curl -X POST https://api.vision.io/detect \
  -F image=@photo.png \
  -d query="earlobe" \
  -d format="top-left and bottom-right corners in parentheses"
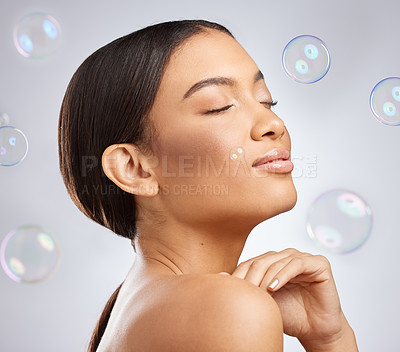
top-left (124, 178), bottom-right (160, 197)
top-left (101, 143), bottom-right (159, 196)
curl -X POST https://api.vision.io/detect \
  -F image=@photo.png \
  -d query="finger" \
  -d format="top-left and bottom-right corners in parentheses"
top-left (233, 251), bottom-right (295, 285)
top-left (258, 256), bottom-right (294, 291)
top-left (231, 249), bottom-right (311, 283)
top-left (217, 272), bottom-right (230, 276)
top-left (231, 251), bottom-right (279, 280)
top-left (259, 253), bottom-right (314, 290)
top-left (240, 248), bottom-right (300, 266)
top-left (266, 255), bottom-right (331, 292)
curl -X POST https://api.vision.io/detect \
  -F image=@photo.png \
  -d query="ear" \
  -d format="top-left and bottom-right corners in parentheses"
top-left (101, 143), bottom-right (159, 196)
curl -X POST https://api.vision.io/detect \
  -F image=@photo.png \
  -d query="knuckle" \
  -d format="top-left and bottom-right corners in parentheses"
top-left (301, 252), bottom-right (312, 257)
top-left (316, 255), bottom-right (330, 266)
top-left (249, 259), bottom-right (264, 269)
top-left (291, 256), bottom-right (304, 265)
top-left (269, 261), bottom-right (282, 270)
top-left (236, 261), bottom-right (248, 269)
top-left (283, 247), bottom-right (300, 255)
top-left (289, 256), bottom-right (306, 269)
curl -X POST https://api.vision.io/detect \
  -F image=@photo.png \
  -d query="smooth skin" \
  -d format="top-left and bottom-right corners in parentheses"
top-left (101, 28), bottom-right (358, 351)
top-left (122, 274), bottom-right (284, 351)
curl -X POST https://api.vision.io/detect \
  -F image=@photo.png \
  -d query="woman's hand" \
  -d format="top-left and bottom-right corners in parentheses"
top-left (227, 248), bottom-right (353, 348)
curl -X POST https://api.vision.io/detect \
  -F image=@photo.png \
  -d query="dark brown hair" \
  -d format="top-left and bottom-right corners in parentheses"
top-left (58, 19), bottom-right (235, 351)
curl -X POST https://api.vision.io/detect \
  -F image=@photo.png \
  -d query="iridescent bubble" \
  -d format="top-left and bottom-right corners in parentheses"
top-left (282, 35), bottom-right (331, 83)
top-left (0, 126), bottom-right (28, 166)
top-left (230, 147), bottom-right (244, 161)
top-left (13, 12), bottom-right (62, 59)
top-left (370, 77), bottom-right (400, 126)
top-left (306, 189), bottom-right (372, 254)
top-left (0, 225), bottom-right (60, 283)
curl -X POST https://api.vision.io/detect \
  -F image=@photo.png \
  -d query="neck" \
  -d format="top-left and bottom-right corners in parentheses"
top-left (131, 219), bottom-right (255, 276)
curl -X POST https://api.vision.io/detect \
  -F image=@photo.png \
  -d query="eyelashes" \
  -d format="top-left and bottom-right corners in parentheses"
top-left (205, 100), bottom-right (278, 115)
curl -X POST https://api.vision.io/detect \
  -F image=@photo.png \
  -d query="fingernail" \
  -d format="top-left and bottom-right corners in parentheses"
top-left (268, 279), bottom-right (279, 289)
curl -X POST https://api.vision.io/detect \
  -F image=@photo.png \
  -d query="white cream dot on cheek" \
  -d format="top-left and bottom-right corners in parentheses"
top-left (229, 146), bottom-right (244, 161)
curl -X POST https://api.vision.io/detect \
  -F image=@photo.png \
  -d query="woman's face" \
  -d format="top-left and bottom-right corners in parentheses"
top-left (147, 29), bottom-right (297, 228)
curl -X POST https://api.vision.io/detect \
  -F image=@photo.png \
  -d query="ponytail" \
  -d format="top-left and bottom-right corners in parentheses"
top-left (87, 281), bottom-right (124, 352)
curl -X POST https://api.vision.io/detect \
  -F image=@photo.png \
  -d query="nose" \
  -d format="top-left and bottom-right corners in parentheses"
top-left (250, 106), bottom-right (286, 141)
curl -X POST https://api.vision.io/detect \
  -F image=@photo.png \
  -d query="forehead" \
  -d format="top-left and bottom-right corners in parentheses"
top-left (166, 30), bottom-right (247, 74)
top-left (154, 29), bottom-right (259, 105)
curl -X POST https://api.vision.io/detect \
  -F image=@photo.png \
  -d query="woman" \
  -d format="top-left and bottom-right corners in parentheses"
top-left (58, 19), bottom-right (359, 351)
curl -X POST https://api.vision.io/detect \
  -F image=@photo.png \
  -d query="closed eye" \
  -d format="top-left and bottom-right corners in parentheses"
top-left (205, 100), bottom-right (278, 115)
top-left (261, 100), bottom-right (278, 109)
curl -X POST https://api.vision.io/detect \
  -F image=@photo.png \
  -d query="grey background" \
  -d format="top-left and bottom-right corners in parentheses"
top-left (1, 0), bottom-right (399, 351)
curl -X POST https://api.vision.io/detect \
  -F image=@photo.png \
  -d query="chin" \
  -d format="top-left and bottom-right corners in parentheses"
top-left (281, 179), bottom-right (298, 212)
top-left (283, 187), bottom-right (297, 212)
top-left (260, 180), bottom-right (297, 219)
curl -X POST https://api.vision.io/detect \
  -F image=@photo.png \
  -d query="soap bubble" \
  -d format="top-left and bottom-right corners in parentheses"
top-left (306, 189), bottom-right (372, 254)
top-left (0, 225), bottom-right (60, 283)
top-left (0, 126), bottom-right (28, 166)
top-left (370, 77), bottom-right (400, 125)
top-left (282, 35), bottom-right (331, 83)
top-left (13, 12), bottom-right (62, 59)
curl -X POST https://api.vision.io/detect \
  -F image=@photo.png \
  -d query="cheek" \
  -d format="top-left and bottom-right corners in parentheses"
top-left (155, 120), bottom-right (240, 178)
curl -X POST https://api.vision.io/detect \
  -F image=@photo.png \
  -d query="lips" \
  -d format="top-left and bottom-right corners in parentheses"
top-left (252, 148), bottom-right (291, 167)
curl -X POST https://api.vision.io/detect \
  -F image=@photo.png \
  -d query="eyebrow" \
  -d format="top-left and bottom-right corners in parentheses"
top-left (182, 70), bottom-right (265, 101)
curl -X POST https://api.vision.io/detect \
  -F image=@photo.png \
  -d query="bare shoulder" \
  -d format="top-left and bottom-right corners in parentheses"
top-left (128, 273), bottom-right (283, 352)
